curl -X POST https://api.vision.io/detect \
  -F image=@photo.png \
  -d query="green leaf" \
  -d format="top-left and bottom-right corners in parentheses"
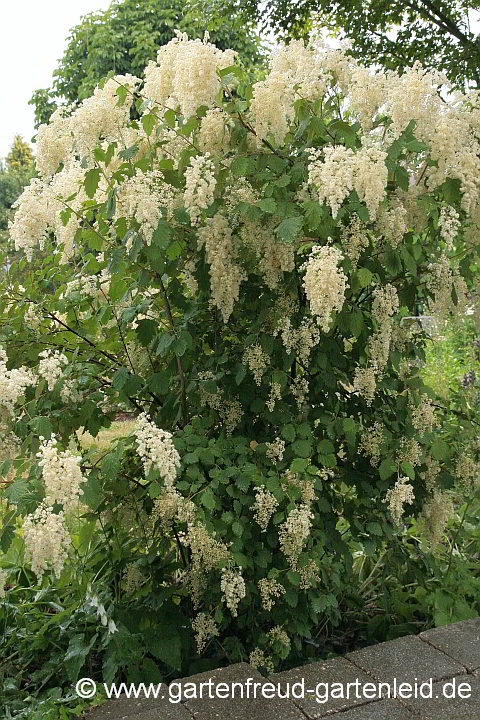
top-left (355, 267), bottom-right (373, 288)
top-left (116, 85), bottom-right (128, 106)
top-left (258, 198), bottom-right (277, 213)
top-left (281, 424), bottom-right (296, 442)
top-left (290, 458), bottom-right (309, 472)
top-left (401, 461), bottom-right (415, 480)
top-left (232, 520), bottom-right (244, 537)
top-left (303, 201), bottom-right (324, 231)
top-left (135, 319), bottom-right (158, 346)
top-left (148, 372), bottom-right (170, 395)
top-left (366, 521), bottom-right (383, 536)
top-left (274, 216), bottom-right (303, 244)
top-left (231, 156), bottom-right (254, 177)
top-left (328, 119), bottom-right (358, 148)
top-left (142, 113), bottom-right (156, 137)
top-left (84, 168), bottom-right (100, 199)
top-left (118, 144), bottom-right (139, 161)
top-left (200, 489), bottom-right (216, 510)
top-left (147, 621), bottom-right (182, 670)
top-left (287, 570), bottom-right (301, 586)
top-left (64, 634), bottom-right (97, 682)
top-left (112, 368), bottom-right (129, 390)
top-left (30, 416), bottom-right (53, 439)
top-left (350, 310), bottom-right (364, 337)
top-left (156, 333), bottom-right (175, 356)
top-left (317, 439), bottom-right (334, 455)
top-left (107, 189), bottom-right (116, 220)
top-left (431, 438), bottom-right (451, 461)
top-left (379, 457), bottom-right (397, 481)
top-left (152, 220), bottom-right (171, 246)
top-left (292, 440), bottom-right (312, 458)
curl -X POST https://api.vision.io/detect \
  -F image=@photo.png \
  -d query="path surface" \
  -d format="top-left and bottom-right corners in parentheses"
top-left (85, 618), bottom-right (480, 719)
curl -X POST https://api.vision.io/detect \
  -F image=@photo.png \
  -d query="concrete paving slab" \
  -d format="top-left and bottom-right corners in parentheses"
top-left (401, 675), bottom-right (480, 720)
top-left (181, 662), bottom-right (304, 720)
top-left (272, 657), bottom-right (374, 718)
top-left (84, 694), bottom-right (193, 720)
top-left (328, 698), bottom-right (415, 719)
top-left (420, 618), bottom-right (480, 672)
top-left (346, 634), bottom-right (466, 685)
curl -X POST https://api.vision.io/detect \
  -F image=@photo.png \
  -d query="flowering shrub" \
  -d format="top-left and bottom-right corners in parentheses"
top-left (1, 32), bottom-right (480, 678)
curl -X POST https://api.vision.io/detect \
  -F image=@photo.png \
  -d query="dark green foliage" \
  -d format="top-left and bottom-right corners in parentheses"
top-left (226, 0), bottom-right (480, 88)
top-left (29, 0), bottom-right (265, 127)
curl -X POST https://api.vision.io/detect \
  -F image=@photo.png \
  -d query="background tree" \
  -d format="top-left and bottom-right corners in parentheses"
top-left (29, 0), bottom-right (265, 127)
top-left (222, 0), bottom-right (480, 89)
top-left (0, 136), bottom-right (35, 248)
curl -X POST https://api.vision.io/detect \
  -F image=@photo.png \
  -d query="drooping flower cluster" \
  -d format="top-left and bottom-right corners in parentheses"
top-left (118, 169), bottom-right (178, 246)
top-left (267, 626), bottom-right (291, 653)
top-left (184, 153), bottom-right (216, 226)
top-left (410, 395), bottom-right (438, 434)
top-left (258, 578), bottom-right (286, 611)
top-left (359, 422), bottom-right (385, 467)
top-left (352, 366), bottom-right (377, 405)
top-left (266, 381), bottom-right (282, 412)
top-left (249, 647), bottom-right (274, 673)
top-left (340, 216), bottom-right (370, 268)
top-left (438, 205), bottom-right (461, 250)
top-left (303, 245), bottom-right (348, 332)
top-left (38, 349), bottom-right (68, 391)
top-left (198, 212), bottom-right (245, 322)
top-left (274, 317), bottom-right (320, 364)
top-left (279, 503), bottom-right (314, 568)
top-left (23, 503), bottom-right (70, 580)
top-left (220, 568), bottom-right (246, 617)
top-left (198, 108), bottom-right (231, 155)
top-left (143, 31), bottom-right (236, 119)
top-left (397, 437), bottom-right (423, 467)
top-left (368, 284), bottom-right (399, 372)
top-left (134, 413), bottom-right (181, 487)
top-left (250, 40), bottom-right (328, 145)
top-left (422, 490), bottom-right (454, 545)
top-left (0, 344), bottom-right (36, 415)
top-left (37, 435), bottom-right (86, 512)
top-left (192, 612), bottom-right (219, 653)
top-left (252, 485), bottom-right (279, 531)
top-left (384, 477), bottom-right (415, 524)
top-left (243, 344), bottom-right (270, 385)
top-left (265, 437), bottom-right (285, 463)
top-left (308, 145), bottom-right (387, 220)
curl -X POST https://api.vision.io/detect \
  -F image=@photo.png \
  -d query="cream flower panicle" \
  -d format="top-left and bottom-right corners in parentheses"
top-left (302, 244), bottom-right (348, 332)
top-left (134, 413), bottom-right (181, 487)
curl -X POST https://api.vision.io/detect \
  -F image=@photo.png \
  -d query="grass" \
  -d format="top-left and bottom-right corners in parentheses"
top-left (76, 420), bottom-right (135, 453)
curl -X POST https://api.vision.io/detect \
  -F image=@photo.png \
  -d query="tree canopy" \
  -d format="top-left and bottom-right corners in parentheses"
top-left (0, 137), bottom-right (34, 246)
top-left (29, 0), bottom-right (265, 128)
top-left (228, 0), bottom-right (480, 89)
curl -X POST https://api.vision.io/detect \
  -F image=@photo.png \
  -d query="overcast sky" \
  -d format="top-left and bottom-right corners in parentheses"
top-left (1, 0), bottom-right (111, 160)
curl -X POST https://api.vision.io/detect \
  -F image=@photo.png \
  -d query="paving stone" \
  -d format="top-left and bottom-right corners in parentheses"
top-left (272, 657), bottom-right (375, 718)
top-left (401, 675), bottom-right (480, 720)
top-left (181, 662), bottom-right (304, 719)
top-left (329, 698), bottom-right (415, 719)
top-left (84, 694), bottom-right (193, 719)
top-left (346, 634), bottom-right (466, 685)
top-left (419, 618), bottom-right (480, 672)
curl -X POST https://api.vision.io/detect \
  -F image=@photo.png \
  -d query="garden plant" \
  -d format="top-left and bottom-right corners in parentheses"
top-left (1, 30), bottom-right (480, 716)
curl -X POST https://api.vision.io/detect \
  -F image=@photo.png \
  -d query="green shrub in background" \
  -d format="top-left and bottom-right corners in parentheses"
top-left (0, 33), bottom-right (479, 716)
